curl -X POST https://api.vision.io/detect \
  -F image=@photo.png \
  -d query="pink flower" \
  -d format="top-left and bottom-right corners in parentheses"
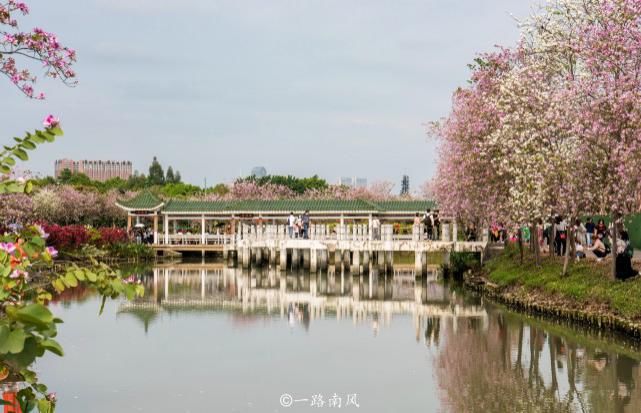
top-left (0, 242), bottom-right (16, 254)
top-left (35, 224), bottom-right (49, 239)
top-left (9, 269), bottom-right (28, 279)
top-left (45, 246), bottom-right (58, 258)
top-left (43, 114), bottom-right (59, 129)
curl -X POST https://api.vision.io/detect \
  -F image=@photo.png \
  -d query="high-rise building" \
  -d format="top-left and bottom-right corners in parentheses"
top-left (400, 175), bottom-right (410, 196)
top-left (251, 166), bottom-right (267, 178)
top-left (54, 159), bottom-right (133, 181)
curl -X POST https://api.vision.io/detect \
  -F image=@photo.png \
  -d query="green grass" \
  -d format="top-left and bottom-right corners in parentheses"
top-left (485, 245), bottom-right (641, 319)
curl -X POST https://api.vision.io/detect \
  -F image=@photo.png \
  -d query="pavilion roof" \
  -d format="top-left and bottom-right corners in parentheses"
top-left (115, 190), bottom-right (164, 211)
top-left (116, 194), bottom-right (435, 214)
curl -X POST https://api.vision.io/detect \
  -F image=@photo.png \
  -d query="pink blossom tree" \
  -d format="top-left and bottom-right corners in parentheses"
top-left (0, 0), bottom-right (77, 98)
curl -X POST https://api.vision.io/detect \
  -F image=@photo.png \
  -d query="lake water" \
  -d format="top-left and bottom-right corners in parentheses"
top-left (28, 261), bottom-right (641, 412)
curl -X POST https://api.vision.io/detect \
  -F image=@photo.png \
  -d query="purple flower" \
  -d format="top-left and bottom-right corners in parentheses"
top-left (45, 246), bottom-right (58, 258)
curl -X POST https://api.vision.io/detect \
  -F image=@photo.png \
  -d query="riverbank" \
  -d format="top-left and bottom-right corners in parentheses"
top-left (465, 246), bottom-right (641, 338)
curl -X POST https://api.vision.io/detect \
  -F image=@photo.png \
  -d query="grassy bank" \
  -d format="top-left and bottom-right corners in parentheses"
top-left (470, 245), bottom-right (641, 335)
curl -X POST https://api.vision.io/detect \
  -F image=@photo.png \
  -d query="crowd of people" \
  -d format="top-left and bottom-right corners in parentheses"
top-left (488, 216), bottom-right (639, 280)
top-left (414, 209), bottom-right (441, 240)
top-left (287, 211), bottom-right (311, 239)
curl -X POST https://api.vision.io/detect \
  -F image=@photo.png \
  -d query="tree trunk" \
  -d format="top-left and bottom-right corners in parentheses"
top-left (532, 223), bottom-right (541, 267)
top-left (518, 227), bottom-right (524, 264)
top-left (562, 221), bottom-right (572, 276)
top-left (611, 214), bottom-right (618, 280)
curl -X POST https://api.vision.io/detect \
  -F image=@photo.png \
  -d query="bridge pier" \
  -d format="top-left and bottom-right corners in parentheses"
top-left (352, 250), bottom-right (361, 274)
top-left (385, 251), bottom-right (393, 273)
top-left (415, 250), bottom-right (423, 276)
top-left (363, 250), bottom-right (370, 273)
top-left (334, 249), bottom-right (341, 268)
top-left (376, 250), bottom-right (384, 270)
top-left (292, 248), bottom-right (300, 270)
top-left (310, 249), bottom-right (318, 273)
top-left (302, 249), bottom-right (310, 270)
top-left (343, 250), bottom-right (351, 269)
top-left (242, 247), bottom-right (250, 269)
top-left (254, 248), bottom-right (263, 267)
top-left (319, 249), bottom-right (328, 271)
top-left (269, 247), bottom-right (276, 266)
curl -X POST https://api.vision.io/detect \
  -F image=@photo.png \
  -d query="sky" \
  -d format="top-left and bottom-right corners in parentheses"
top-left (1, 0), bottom-right (538, 190)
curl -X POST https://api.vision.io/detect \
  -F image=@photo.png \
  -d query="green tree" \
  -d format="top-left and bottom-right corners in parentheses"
top-left (166, 166), bottom-right (175, 183)
top-left (174, 170), bottom-right (182, 183)
top-left (147, 156), bottom-right (165, 185)
top-left (57, 168), bottom-right (72, 183)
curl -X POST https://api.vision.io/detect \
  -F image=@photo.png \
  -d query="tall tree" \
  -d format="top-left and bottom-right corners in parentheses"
top-left (147, 156), bottom-right (165, 185)
top-left (165, 166), bottom-right (175, 183)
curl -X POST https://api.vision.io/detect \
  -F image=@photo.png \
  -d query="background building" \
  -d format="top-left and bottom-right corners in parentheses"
top-left (338, 177), bottom-right (367, 188)
top-left (251, 166), bottom-right (267, 178)
top-left (54, 159), bottom-right (133, 181)
top-left (401, 175), bottom-right (410, 196)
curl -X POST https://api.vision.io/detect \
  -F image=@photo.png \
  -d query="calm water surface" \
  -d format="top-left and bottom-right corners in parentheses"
top-left (33, 261), bottom-right (641, 412)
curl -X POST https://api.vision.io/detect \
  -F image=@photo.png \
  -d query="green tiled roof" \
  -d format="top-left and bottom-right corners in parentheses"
top-left (116, 191), bottom-right (164, 210)
top-left (226, 199), bottom-right (378, 212)
top-left (117, 194), bottom-right (436, 214)
top-left (164, 199), bottom-right (229, 212)
top-left (373, 200), bottom-right (436, 212)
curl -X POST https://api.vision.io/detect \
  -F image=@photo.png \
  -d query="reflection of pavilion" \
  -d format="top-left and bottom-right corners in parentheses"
top-left (118, 264), bottom-right (488, 335)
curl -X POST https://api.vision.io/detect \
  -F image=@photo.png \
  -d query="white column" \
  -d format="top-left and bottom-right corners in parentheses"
top-left (201, 214), bottom-right (206, 245)
top-left (164, 214), bottom-right (169, 244)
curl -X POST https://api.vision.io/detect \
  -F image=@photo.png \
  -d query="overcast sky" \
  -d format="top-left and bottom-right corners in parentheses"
top-left (1, 0), bottom-right (537, 190)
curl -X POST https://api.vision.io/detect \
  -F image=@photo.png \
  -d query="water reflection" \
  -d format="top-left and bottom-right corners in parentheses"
top-left (437, 310), bottom-right (641, 412)
top-left (118, 263), bottom-right (487, 341)
top-left (18, 261), bottom-right (641, 412)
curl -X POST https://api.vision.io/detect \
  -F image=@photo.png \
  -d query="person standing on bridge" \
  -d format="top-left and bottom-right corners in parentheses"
top-left (372, 215), bottom-right (381, 240)
top-left (288, 212), bottom-right (296, 238)
top-left (302, 210), bottom-right (310, 239)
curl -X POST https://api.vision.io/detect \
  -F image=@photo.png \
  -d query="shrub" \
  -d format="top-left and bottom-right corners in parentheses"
top-left (97, 227), bottom-right (128, 246)
top-left (43, 224), bottom-right (90, 251)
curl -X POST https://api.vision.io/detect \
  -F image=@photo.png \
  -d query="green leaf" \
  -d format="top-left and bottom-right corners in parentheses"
top-left (40, 339), bottom-right (64, 357)
top-left (12, 148), bottom-right (28, 161)
top-left (74, 269), bottom-right (86, 281)
top-left (50, 126), bottom-right (64, 136)
top-left (52, 279), bottom-right (65, 293)
top-left (0, 165), bottom-right (11, 174)
top-left (63, 273), bottom-right (78, 288)
top-left (86, 271), bottom-right (97, 282)
top-left (21, 140), bottom-right (37, 150)
top-left (14, 304), bottom-right (54, 327)
top-left (0, 328), bottom-right (28, 354)
top-left (24, 180), bottom-right (33, 194)
top-left (37, 399), bottom-right (53, 413)
top-left (3, 157), bottom-right (16, 166)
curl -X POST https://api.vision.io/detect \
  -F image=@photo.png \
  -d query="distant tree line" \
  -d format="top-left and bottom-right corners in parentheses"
top-left (237, 174), bottom-right (328, 195)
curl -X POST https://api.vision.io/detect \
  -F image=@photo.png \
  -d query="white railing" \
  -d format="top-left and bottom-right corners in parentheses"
top-left (156, 223), bottom-right (455, 245)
